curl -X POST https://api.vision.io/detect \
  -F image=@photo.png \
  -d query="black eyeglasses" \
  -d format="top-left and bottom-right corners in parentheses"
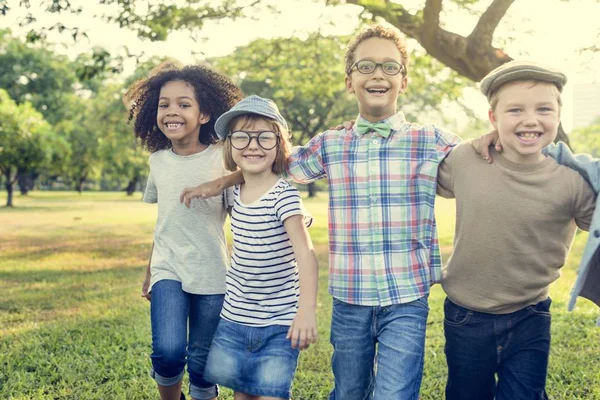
top-left (228, 130), bottom-right (279, 150)
top-left (348, 60), bottom-right (404, 76)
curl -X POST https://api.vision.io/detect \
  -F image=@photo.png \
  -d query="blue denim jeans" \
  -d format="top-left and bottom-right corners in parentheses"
top-left (205, 319), bottom-right (300, 398)
top-left (150, 279), bottom-right (224, 400)
top-left (328, 296), bottom-right (429, 400)
top-left (444, 297), bottom-right (551, 400)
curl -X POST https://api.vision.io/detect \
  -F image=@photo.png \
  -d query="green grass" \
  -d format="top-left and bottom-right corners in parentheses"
top-left (1, 191), bottom-right (599, 399)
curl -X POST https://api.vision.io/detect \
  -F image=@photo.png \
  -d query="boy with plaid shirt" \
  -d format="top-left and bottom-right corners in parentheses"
top-left (181, 25), bottom-right (459, 399)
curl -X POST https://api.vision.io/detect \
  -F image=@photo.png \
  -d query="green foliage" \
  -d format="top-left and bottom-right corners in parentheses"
top-left (0, 89), bottom-right (59, 177)
top-left (569, 119), bottom-right (600, 156)
top-left (213, 34), bottom-right (353, 144)
top-left (0, 29), bottom-right (77, 125)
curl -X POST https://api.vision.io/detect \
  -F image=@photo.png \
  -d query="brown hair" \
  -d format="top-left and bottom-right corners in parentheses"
top-left (222, 114), bottom-right (292, 174)
top-left (345, 24), bottom-right (409, 76)
top-left (489, 80), bottom-right (563, 111)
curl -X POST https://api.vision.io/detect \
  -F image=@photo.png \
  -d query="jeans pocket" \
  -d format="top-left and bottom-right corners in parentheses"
top-left (443, 298), bottom-right (473, 326)
top-left (526, 297), bottom-right (552, 317)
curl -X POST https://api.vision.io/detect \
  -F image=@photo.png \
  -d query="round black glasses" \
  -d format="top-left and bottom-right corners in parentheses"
top-left (348, 60), bottom-right (404, 76)
top-left (228, 130), bottom-right (279, 150)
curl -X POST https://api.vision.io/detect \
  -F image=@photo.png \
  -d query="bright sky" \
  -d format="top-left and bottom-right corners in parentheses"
top-left (1, 0), bottom-right (599, 132)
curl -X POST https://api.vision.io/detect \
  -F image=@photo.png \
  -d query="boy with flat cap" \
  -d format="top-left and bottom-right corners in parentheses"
top-left (436, 60), bottom-right (597, 400)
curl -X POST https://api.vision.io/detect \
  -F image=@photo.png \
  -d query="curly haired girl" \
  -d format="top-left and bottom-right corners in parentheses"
top-left (125, 61), bottom-right (243, 400)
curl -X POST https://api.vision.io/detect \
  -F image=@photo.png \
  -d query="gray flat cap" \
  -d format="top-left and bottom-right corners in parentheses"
top-left (480, 60), bottom-right (567, 101)
top-left (214, 95), bottom-right (288, 139)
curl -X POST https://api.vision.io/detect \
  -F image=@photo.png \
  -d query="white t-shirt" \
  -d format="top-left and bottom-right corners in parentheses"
top-left (143, 145), bottom-right (233, 295)
top-left (221, 178), bottom-right (309, 326)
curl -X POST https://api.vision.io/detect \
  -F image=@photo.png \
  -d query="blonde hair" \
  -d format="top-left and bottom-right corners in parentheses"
top-left (223, 114), bottom-right (292, 174)
top-left (345, 24), bottom-right (409, 76)
top-left (489, 80), bottom-right (563, 111)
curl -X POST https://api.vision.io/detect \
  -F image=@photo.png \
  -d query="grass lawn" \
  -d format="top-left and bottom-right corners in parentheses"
top-left (1, 191), bottom-right (599, 399)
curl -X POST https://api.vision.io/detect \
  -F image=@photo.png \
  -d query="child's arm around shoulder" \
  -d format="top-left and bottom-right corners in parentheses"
top-left (180, 170), bottom-right (244, 208)
top-left (545, 142), bottom-right (600, 193)
top-left (285, 131), bottom-right (329, 184)
top-left (428, 123), bottom-right (461, 160)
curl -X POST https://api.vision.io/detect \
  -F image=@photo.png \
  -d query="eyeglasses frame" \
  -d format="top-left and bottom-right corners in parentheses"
top-left (347, 59), bottom-right (405, 76)
top-left (228, 130), bottom-right (281, 150)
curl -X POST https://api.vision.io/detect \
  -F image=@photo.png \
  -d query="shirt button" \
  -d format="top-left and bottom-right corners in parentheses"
top-left (371, 196), bottom-right (378, 203)
top-left (372, 139), bottom-right (378, 145)
top-left (594, 230), bottom-right (600, 238)
top-left (371, 166), bottom-right (377, 172)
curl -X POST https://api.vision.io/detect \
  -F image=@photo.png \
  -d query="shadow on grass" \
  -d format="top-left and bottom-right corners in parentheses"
top-left (0, 263), bottom-right (145, 317)
top-left (0, 234), bottom-right (151, 263)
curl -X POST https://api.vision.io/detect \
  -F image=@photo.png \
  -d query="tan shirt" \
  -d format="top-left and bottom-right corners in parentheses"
top-left (437, 141), bottom-right (596, 314)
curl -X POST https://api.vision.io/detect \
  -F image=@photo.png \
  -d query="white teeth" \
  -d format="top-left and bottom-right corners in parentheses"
top-left (166, 123), bottom-right (183, 128)
top-left (518, 132), bottom-right (540, 139)
top-left (367, 88), bottom-right (388, 93)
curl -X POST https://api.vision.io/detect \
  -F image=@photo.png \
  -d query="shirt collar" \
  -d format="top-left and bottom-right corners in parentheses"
top-left (352, 111), bottom-right (407, 137)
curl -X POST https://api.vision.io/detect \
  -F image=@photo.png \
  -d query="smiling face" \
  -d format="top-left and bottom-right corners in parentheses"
top-left (345, 37), bottom-right (408, 122)
top-left (156, 80), bottom-right (209, 146)
top-left (489, 80), bottom-right (560, 164)
top-left (229, 118), bottom-right (279, 179)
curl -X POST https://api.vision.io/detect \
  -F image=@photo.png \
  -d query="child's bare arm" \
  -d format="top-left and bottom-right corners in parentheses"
top-left (142, 243), bottom-right (153, 301)
top-left (283, 215), bottom-right (319, 350)
top-left (180, 170), bottom-right (244, 208)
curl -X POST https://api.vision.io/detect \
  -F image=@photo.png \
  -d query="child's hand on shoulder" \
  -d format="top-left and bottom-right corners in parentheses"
top-left (287, 306), bottom-right (318, 350)
top-left (180, 180), bottom-right (223, 207)
top-left (471, 129), bottom-right (502, 163)
top-left (328, 119), bottom-right (355, 131)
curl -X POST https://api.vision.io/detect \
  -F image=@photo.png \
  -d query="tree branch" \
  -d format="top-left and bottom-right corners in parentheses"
top-left (469, 0), bottom-right (516, 45)
top-left (422, 0), bottom-right (442, 40)
top-left (346, 0), bottom-right (421, 38)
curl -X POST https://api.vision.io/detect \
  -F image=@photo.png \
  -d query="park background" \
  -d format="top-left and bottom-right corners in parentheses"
top-left (1, 0), bottom-right (600, 398)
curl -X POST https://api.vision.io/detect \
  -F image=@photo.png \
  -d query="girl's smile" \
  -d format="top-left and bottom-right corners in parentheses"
top-left (156, 80), bottom-right (209, 154)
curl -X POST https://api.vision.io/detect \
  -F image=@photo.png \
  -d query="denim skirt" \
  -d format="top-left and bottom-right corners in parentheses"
top-left (204, 318), bottom-right (300, 398)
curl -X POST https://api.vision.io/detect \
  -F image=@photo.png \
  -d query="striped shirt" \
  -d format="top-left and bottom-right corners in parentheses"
top-left (221, 179), bottom-right (306, 327)
top-left (286, 112), bottom-right (460, 306)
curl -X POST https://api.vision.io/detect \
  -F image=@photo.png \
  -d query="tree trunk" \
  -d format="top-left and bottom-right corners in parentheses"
top-left (4, 168), bottom-right (14, 207)
top-left (76, 176), bottom-right (86, 193)
top-left (125, 175), bottom-right (140, 196)
top-left (17, 170), bottom-right (37, 195)
top-left (307, 182), bottom-right (316, 198)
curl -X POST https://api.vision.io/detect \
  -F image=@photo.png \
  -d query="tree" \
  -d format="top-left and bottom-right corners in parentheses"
top-left (0, 90), bottom-right (61, 206)
top-left (94, 83), bottom-right (147, 195)
top-left (0, 29), bottom-right (77, 125)
top-left (213, 33), bottom-right (470, 196)
top-left (4, 0), bottom-right (592, 143)
top-left (569, 118), bottom-right (600, 156)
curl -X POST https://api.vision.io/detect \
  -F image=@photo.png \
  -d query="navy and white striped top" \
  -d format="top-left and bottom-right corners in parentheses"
top-left (221, 178), bottom-right (308, 327)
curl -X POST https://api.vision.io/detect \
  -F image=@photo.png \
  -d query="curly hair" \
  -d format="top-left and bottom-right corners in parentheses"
top-left (345, 24), bottom-right (409, 77)
top-left (124, 61), bottom-right (244, 153)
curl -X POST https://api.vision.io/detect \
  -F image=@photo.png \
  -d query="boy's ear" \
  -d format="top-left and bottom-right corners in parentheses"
top-left (198, 113), bottom-right (210, 124)
top-left (488, 109), bottom-right (498, 129)
top-left (345, 75), bottom-right (354, 93)
top-left (399, 76), bottom-right (408, 94)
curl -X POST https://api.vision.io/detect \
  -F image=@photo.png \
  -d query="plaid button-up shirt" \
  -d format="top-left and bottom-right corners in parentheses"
top-left (286, 112), bottom-right (460, 306)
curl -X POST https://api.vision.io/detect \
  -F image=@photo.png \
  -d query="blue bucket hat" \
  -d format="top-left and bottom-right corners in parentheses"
top-left (214, 95), bottom-right (288, 139)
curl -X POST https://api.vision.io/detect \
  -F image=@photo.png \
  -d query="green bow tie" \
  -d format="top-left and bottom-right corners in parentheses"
top-left (356, 120), bottom-right (392, 138)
